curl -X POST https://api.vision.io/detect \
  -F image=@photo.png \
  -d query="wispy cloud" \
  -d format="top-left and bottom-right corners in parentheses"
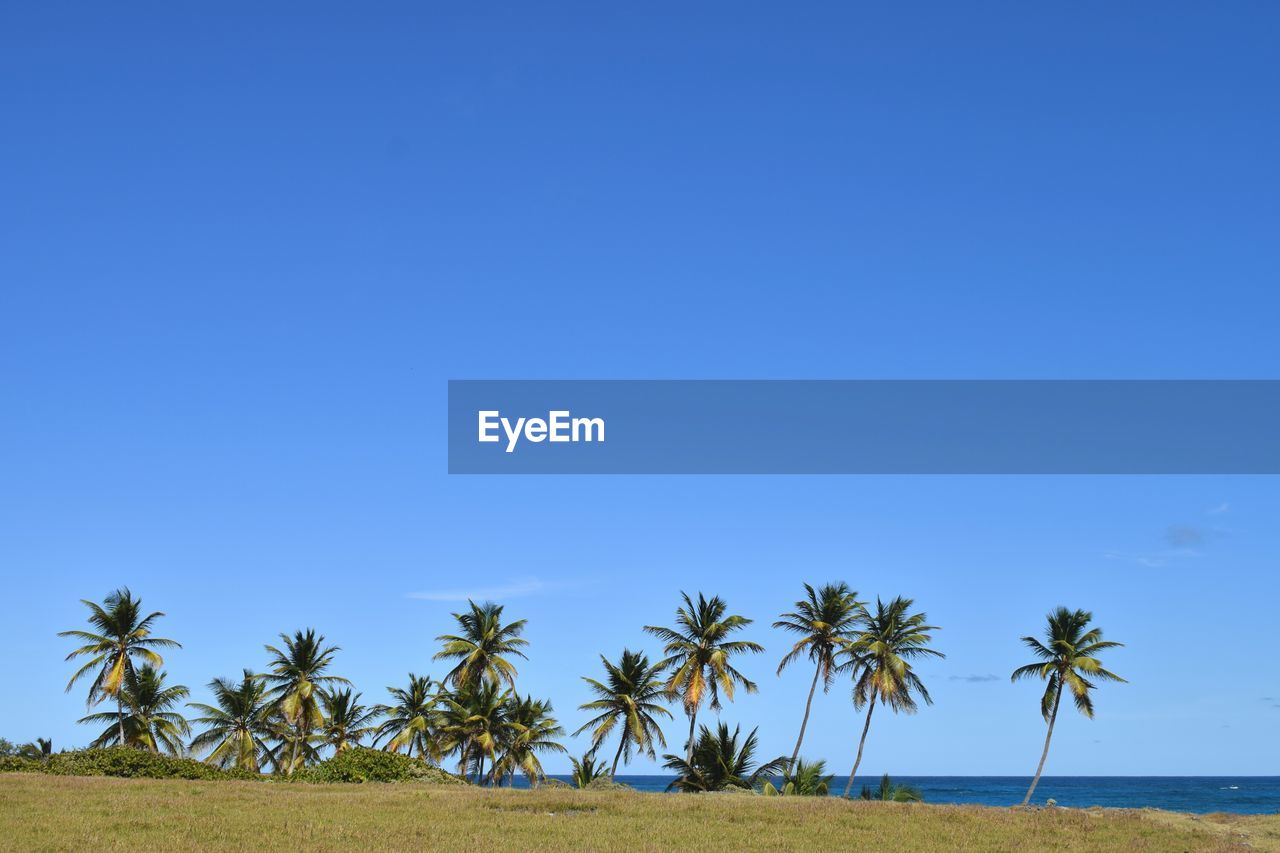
top-left (407, 578), bottom-right (553, 602)
top-left (950, 674), bottom-right (1001, 683)
top-left (1164, 524), bottom-right (1204, 548)
top-left (1208, 502), bottom-right (1231, 515)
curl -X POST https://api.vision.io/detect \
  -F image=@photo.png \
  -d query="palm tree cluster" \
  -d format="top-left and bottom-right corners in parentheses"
top-left (57, 587), bottom-right (1125, 804)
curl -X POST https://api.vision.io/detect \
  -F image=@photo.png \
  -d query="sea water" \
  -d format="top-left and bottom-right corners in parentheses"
top-left (515, 775), bottom-right (1280, 814)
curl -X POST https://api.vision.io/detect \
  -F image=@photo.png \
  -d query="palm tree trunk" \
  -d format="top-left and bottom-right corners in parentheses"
top-left (685, 707), bottom-right (698, 765)
top-left (288, 721), bottom-right (302, 776)
top-left (789, 665), bottom-right (822, 772)
top-left (117, 696), bottom-right (127, 746)
top-left (477, 752), bottom-right (485, 786)
top-left (841, 695), bottom-right (877, 798)
top-left (610, 734), bottom-right (628, 777)
top-left (1021, 681), bottom-right (1063, 806)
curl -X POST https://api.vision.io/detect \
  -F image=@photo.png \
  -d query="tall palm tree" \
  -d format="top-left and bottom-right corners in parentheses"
top-left (575, 649), bottom-right (672, 777)
top-left (661, 722), bottom-right (787, 793)
top-left (774, 582), bottom-right (865, 771)
top-left (840, 597), bottom-right (944, 797)
top-left (1012, 607), bottom-right (1125, 806)
top-left (374, 673), bottom-right (441, 761)
top-left (79, 665), bottom-right (190, 754)
top-left (644, 592), bottom-right (764, 763)
top-left (59, 588), bottom-right (181, 745)
top-left (261, 629), bottom-right (349, 775)
top-left (320, 688), bottom-right (381, 753)
top-left (434, 600), bottom-right (529, 689)
top-left (188, 670), bottom-right (273, 772)
top-left (493, 695), bottom-right (566, 787)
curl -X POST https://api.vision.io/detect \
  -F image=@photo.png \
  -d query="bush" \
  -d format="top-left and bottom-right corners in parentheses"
top-left (290, 749), bottom-right (466, 785)
top-left (40, 749), bottom-right (260, 781)
top-left (0, 756), bottom-right (42, 773)
top-left (583, 776), bottom-right (634, 792)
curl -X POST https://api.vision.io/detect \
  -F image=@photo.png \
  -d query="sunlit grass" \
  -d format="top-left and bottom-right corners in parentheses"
top-left (2, 774), bottom-right (1274, 851)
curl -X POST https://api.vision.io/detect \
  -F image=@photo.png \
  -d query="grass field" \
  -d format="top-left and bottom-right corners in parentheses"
top-left (1, 774), bottom-right (1277, 852)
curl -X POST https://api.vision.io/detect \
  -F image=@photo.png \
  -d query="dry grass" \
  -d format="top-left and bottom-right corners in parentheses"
top-left (1, 773), bottom-right (1276, 852)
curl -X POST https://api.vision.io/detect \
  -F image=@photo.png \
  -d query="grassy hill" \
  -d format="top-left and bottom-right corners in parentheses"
top-left (2, 773), bottom-right (1277, 851)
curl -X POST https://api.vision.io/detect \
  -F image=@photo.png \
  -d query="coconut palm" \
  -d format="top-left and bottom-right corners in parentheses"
top-left (439, 679), bottom-right (510, 785)
top-left (762, 758), bottom-right (834, 796)
top-left (860, 773), bottom-right (923, 802)
top-left (568, 751), bottom-right (610, 788)
top-left (16, 739), bottom-right (53, 761)
top-left (644, 592), bottom-right (764, 763)
top-left (261, 629), bottom-right (349, 775)
top-left (574, 649), bottom-right (672, 777)
top-left (79, 665), bottom-right (190, 754)
top-left (840, 597), bottom-right (944, 797)
top-left (1012, 607), bottom-right (1125, 806)
top-left (188, 670), bottom-right (273, 772)
top-left (493, 695), bottom-right (566, 787)
top-left (661, 722), bottom-right (787, 793)
top-left (59, 588), bottom-right (181, 745)
top-left (374, 673), bottom-right (441, 761)
top-left (774, 582), bottom-right (865, 771)
top-left (434, 600), bottom-right (529, 689)
top-left (320, 688), bottom-right (381, 753)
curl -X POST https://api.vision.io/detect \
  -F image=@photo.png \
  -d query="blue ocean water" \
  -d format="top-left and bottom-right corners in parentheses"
top-left (520, 776), bottom-right (1280, 814)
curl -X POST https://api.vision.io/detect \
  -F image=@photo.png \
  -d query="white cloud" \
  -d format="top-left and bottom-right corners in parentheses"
top-left (1207, 502), bottom-right (1231, 515)
top-left (407, 578), bottom-right (551, 602)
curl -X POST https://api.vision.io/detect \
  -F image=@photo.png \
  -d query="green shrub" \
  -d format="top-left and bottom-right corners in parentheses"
top-left (0, 756), bottom-right (43, 773)
top-left (43, 749), bottom-right (259, 781)
top-left (290, 749), bottom-right (466, 785)
top-left (583, 776), bottom-right (634, 792)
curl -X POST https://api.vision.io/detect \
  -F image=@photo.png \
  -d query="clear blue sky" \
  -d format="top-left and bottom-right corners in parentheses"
top-left (2, 3), bottom-right (1278, 775)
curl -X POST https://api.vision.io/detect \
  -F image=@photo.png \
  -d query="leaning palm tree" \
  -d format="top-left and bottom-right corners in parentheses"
top-left (774, 582), bottom-right (865, 771)
top-left (493, 695), bottom-right (566, 787)
top-left (80, 665), bottom-right (190, 754)
top-left (1012, 607), bottom-right (1125, 806)
top-left (320, 688), bottom-right (381, 753)
top-left (434, 600), bottom-right (529, 689)
top-left (662, 722), bottom-right (787, 793)
top-left (374, 673), bottom-right (441, 761)
top-left (574, 649), bottom-right (672, 777)
top-left (644, 592), bottom-right (764, 763)
top-left (59, 588), bottom-right (181, 746)
top-left (840, 597), bottom-right (944, 797)
top-left (188, 670), bottom-right (273, 772)
top-left (261, 629), bottom-right (349, 775)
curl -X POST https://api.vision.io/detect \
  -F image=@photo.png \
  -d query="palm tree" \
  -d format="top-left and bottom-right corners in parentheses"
top-left (320, 688), bottom-right (380, 753)
top-left (568, 751), bottom-right (610, 788)
top-left (493, 695), bottom-right (566, 787)
top-left (860, 773), bottom-right (923, 802)
top-left (763, 758), bottom-right (834, 796)
top-left (434, 600), bottom-right (529, 689)
top-left (261, 629), bottom-right (349, 775)
top-left (840, 597), bottom-right (944, 797)
top-left (662, 722), bottom-right (787, 793)
top-left (59, 588), bottom-right (181, 745)
top-left (1012, 607), bottom-right (1126, 806)
top-left (644, 592), bottom-right (764, 763)
top-left (439, 679), bottom-right (510, 785)
top-left (79, 665), bottom-right (190, 754)
top-left (574, 649), bottom-right (672, 777)
top-left (188, 670), bottom-right (273, 772)
top-left (17, 739), bottom-right (53, 761)
top-left (774, 582), bottom-right (865, 771)
top-left (374, 673), bottom-right (441, 761)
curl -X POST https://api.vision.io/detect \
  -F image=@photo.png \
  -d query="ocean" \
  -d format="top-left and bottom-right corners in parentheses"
top-left (517, 775), bottom-right (1280, 814)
